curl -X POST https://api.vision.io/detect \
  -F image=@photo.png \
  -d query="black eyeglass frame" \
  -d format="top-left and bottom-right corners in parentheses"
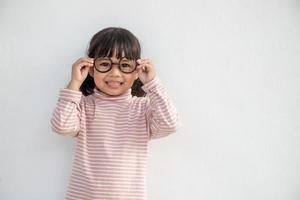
top-left (93, 57), bottom-right (138, 74)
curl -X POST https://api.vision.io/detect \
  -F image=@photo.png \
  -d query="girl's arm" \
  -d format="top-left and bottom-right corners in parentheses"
top-left (50, 57), bottom-right (93, 137)
top-left (50, 88), bottom-right (83, 137)
top-left (142, 77), bottom-right (181, 140)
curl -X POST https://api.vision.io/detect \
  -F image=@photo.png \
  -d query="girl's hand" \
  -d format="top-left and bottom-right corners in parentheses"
top-left (136, 59), bottom-right (156, 84)
top-left (71, 57), bottom-right (94, 83)
top-left (67, 57), bottom-right (94, 90)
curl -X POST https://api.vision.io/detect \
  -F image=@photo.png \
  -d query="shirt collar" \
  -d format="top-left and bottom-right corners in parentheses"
top-left (92, 88), bottom-right (132, 102)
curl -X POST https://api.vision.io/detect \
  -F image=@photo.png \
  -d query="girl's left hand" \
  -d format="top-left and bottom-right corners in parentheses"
top-left (136, 59), bottom-right (156, 84)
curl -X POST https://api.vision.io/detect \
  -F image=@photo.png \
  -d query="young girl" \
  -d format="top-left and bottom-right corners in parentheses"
top-left (50, 27), bottom-right (181, 200)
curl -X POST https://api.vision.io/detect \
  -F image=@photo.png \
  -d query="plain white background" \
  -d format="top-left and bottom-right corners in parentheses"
top-left (1, 0), bottom-right (300, 199)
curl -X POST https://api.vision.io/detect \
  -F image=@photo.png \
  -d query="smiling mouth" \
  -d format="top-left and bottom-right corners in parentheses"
top-left (105, 81), bottom-right (123, 88)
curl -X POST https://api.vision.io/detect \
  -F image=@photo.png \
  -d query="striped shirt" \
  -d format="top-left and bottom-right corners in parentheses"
top-left (50, 77), bottom-right (181, 200)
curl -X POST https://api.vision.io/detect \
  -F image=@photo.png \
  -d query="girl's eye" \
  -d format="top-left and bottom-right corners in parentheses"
top-left (100, 62), bottom-right (111, 67)
top-left (121, 63), bottom-right (131, 68)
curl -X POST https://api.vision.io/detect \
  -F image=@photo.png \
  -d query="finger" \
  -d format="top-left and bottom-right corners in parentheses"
top-left (78, 60), bottom-right (94, 65)
top-left (137, 62), bottom-right (152, 68)
top-left (136, 64), bottom-right (144, 70)
top-left (136, 64), bottom-right (146, 72)
top-left (77, 57), bottom-right (94, 64)
top-left (83, 57), bottom-right (94, 64)
top-left (86, 57), bottom-right (94, 63)
top-left (136, 64), bottom-right (147, 69)
top-left (77, 62), bottom-right (94, 69)
top-left (137, 59), bottom-right (151, 64)
top-left (136, 64), bottom-right (151, 72)
top-left (73, 58), bottom-right (91, 67)
top-left (82, 64), bottom-right (93, 72)
top-left (136, 66), bottom-right (145, 72)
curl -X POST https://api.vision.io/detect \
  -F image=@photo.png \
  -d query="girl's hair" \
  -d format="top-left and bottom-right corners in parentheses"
top-left (80, 27), bottom-right (146, 97)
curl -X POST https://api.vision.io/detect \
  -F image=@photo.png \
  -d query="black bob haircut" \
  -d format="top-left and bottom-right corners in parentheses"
top-left (80, 27), bottom-right (146, 97)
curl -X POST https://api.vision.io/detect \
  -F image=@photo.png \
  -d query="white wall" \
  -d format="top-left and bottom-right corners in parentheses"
top-left (1, 0), bottom-right (300, 199)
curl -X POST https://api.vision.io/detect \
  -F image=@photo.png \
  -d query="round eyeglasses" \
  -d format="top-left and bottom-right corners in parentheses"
top-left (93, 57), bottom-right (138, 74)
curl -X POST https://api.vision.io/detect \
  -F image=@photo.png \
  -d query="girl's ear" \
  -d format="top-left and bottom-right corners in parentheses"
top-left (89, 67), bottom-right (94, 77)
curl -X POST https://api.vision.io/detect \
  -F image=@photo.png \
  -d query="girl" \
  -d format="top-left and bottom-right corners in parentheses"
top-left (50, 27), bottom-right (181, 200)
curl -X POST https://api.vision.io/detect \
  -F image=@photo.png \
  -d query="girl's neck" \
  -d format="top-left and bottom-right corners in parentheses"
top-left (92, 88), bottom-right (132, 102)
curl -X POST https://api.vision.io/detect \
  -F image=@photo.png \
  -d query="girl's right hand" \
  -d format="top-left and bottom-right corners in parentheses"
top-left (66, 57), bottom-right (94, 91)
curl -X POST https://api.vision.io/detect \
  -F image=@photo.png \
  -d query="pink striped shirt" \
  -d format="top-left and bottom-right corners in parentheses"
top-left (50, 77), bottom-right (181, 200)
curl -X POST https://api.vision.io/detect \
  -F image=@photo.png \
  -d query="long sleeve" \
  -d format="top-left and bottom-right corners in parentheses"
top-left (50, 88), bottom-right (83, 137)
top-left (142, 77), bottom-right (181, 140)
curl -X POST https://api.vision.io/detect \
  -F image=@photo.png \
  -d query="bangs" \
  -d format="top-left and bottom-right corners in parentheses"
top-left (88, 28), bottom-right (141, 60)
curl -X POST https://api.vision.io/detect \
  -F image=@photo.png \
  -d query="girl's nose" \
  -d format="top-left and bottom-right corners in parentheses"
top-left (109, 65), bottom-right (122, 76)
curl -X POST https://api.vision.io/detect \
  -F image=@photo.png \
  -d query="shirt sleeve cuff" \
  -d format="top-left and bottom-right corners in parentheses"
top-left (141, 77), bottom-right (161, 93)
top-left (58, 88), bottom-right (83, 103)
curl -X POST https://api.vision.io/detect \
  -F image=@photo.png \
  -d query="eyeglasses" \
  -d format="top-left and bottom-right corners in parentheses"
top-left (93, 57), bottom-right (138, 74)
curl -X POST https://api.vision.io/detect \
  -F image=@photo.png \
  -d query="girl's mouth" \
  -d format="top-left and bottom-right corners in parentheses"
top-left (105, 81), bottom-right (123, 88)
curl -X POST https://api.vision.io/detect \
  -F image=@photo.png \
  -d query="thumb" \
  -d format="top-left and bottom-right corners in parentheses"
top-left (136, 65), bottom-right (146, 74)
top-left (82, 65), bottom-right (92, 77)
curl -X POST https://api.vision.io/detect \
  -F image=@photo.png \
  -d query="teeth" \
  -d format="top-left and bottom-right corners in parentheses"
top-left (106, 81), bottom-right (122, 88)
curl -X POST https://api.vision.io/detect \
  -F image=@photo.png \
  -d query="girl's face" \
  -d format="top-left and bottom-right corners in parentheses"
top-left (89, 50), bottom-right (139, 96)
